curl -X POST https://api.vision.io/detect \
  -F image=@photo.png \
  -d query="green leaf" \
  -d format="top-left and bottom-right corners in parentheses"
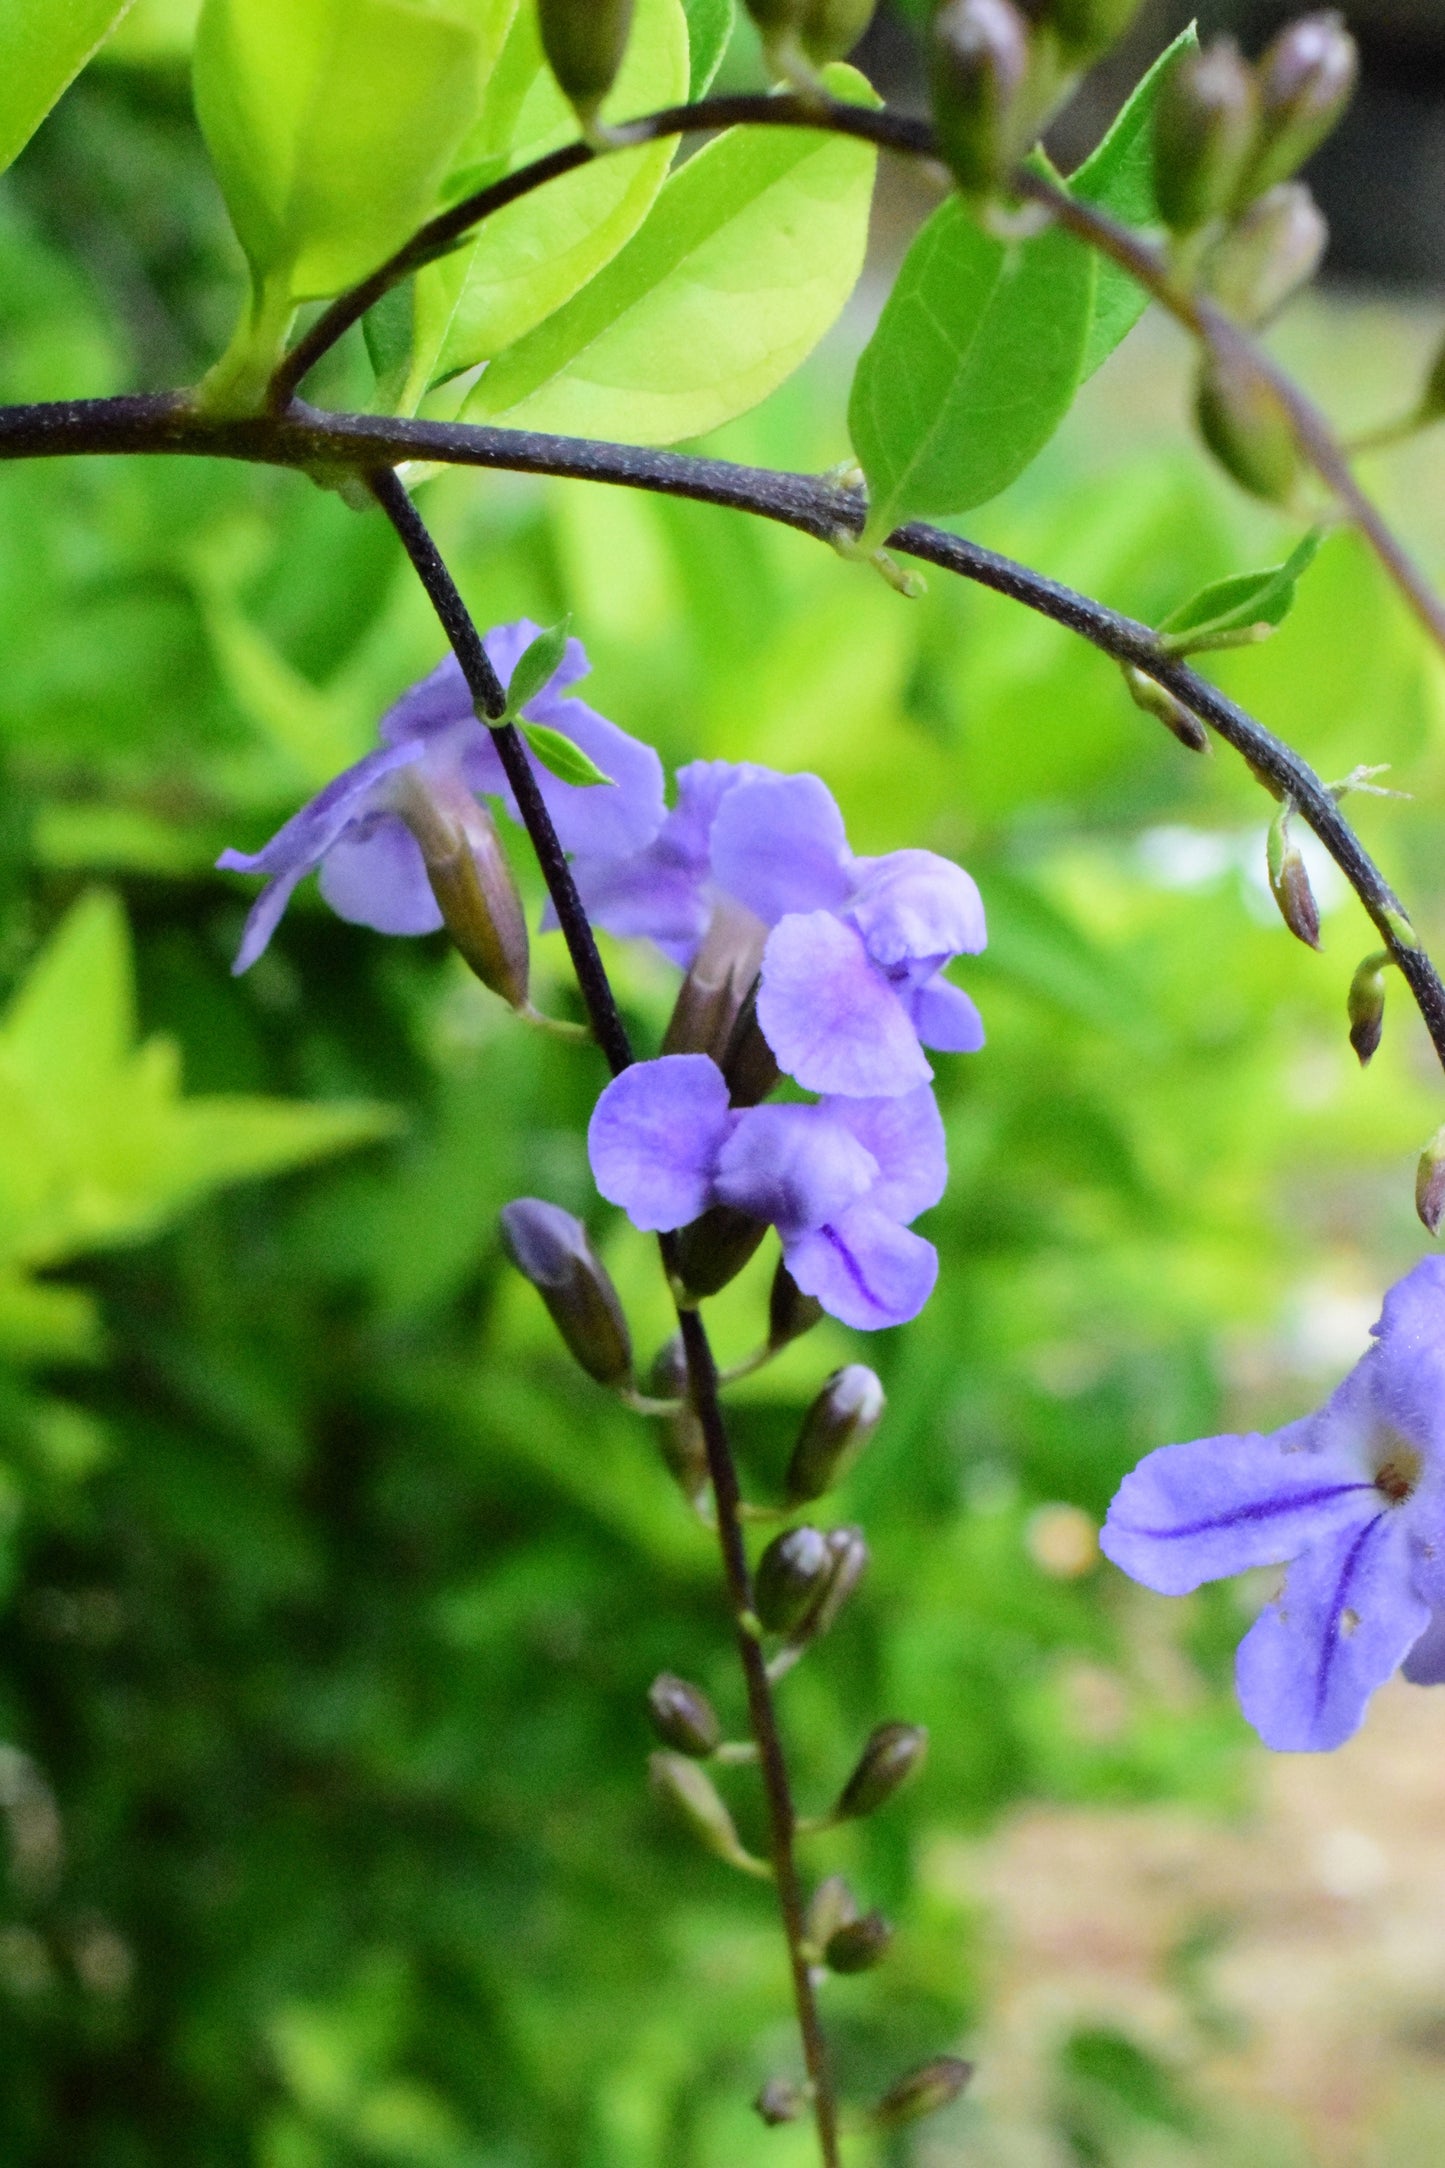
top-left (193, 0), bottom-right (483, 301)
top-left (504, 618), bottom-right (572, 716)
top-left (401, 0), bottom-right (688, 402)
top-left (684, 0), bottom-right (734, 97)
top-left (1156, 529), bottom-right (1323, 652)
top-left (0, 0), bottom-right (134, 176)
top-left (848, 193), bottom-right (1095, 543)
top-left (465, 62), bottom-right (878, 445)
top-left (1071, 24), bottom-right (1199, 380)
top-left (520, 721), bottom-right (614, 788)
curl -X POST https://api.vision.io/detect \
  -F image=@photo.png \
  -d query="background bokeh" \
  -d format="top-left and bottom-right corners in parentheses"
top-left (3, 5), bottom-right (1445, 2164)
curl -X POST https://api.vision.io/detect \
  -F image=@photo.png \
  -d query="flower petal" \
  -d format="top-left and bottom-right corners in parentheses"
top-left (1236, 1510), bottom-right (1426, 1750)
top-left (1402, 1605), bottom-right (1445, 1686)
top-left (588, 1055), bottom-right (733, 1232)
top-left (217, 743), bottom-right (422, 880)
top-left (785, 1204), bottom-right (938, 1331)
top-left (845, 850), bottom-right (986, 967)
top-left (713, 1104), bottom-right (876, 1237)
top-left (757, 914), bottom-right (931, 1098)
top-left (570, 851), bottom-right (711, 965)
top-left (317, 815), bottom-right (443, 935)
top-left (1101, 1423), bottom-right (1378, 1597)
top-left (228, 866), bottom-right (310, 976)
top-left (909, 973), bottom-right (985, 1055)
top-left (709, 772), bottom-right (852, 926)
top-left (823, 1088), bottom-right (947, 1224)
top-left (379, 655), bottom-right (474, 744)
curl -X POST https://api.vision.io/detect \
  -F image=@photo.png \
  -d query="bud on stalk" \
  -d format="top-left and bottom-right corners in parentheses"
top-left (834, 1720), bottom-right (929, 1819)
top-left (396, 775), bottom-right (530, 1009)
top-left (1152, 39), bottom-right (1259, 233)
top-left (1122, 665), bottom-right (1209, 753)
top-left (672, 1203), bottom-right (769, 1301)
top-left (539, 0), bottom-right (634, 134)
top-left (1417, 1126), bottom-right (1445, 1237)
top-left (785, 1365), bottom-right (885, 1504)
top-left (798, 0), bottom-right (876, 63)
top-left (1244, 11), bottom-right (1358, 200)
top-left (499, 1200), bottom-right (633, 1385)
top-left (1205, 182), bottom-right (1328, 325)
top-left (755, 2077), bottom-right (805, 2126)
top-left (648, 1674), bottom-right (722, 1758)
top-left (790, 1524), bottom-right (869, 1645)
top-left (805, 1873), bottom-right (859, 1950)
top-left (1266, 803), bottom-right (1322, 950)
top-left (929, 0), bottom-right (1034, 198)
top-left (649, 1340), bottom-right (711, 1506)
top-left (768, 1261), bottom-right (824, 1351)
top-left (755, 1526), bottom-right (834, 1635)
top-left (1049, 0), bottom-right (1143, 63)
top-left (1346, 949), bottom-right (1391, 1065)
top-left (649, 1752), bottom-right (766, 1875)
top-left (825, 1909), bottom-right (894, 1973)
top-left (873, 2057), bottom-right (975, 2128)
top-left (1195, 350), bottom-right (1301, 504)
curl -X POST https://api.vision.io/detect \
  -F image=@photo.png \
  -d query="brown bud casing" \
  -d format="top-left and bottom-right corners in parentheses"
top-left (824, 1910), bottom-right (894, 1973)
top-left (648, 1673), bottom-right (722, 1758)
top-left (1245, 11), bottom-right (1358, 199)
top-left (499, 1199), bottom-right (632, 1385)
top-left (672, 1203), bottom-right (769, 1301)
top-left (396, 776), bottom-right (530, 1008)
top-left (930, 0), bottom-right (1034, 197)
top-left (1122, 665), bottom-right (1209, 752)
top-left (1347, 949), bottom-right (1391, 1065)
top-left (785, 1364), bottom-right (885, 1504)
top-left (755, 1525), bottom-right (834, 1635)
top-left (873, 2057), bottom-right (975, 2128)
top-left (791, 1524), bottom-right (869, 1644)
top-left (835, 1720), bottom-right (929, 1819)
top-left (1266, 805), bottom-right (1322, 950)
top-left (1206, 182), bottom-right (1328, 325)
top-left (1195, 351), bottom-right (1301, 503)
top-left (1416, 1126), bottom-right (1445, 1237)
top-left (768, 1261), bottom-right (825, 1351)
top-left (1152, 39), bottom-right (1259, 233)
top-left (805, 1873), bottom-right (860, 1950)
top-left (649, 1339), bottom-right (712, 1507)
top-left (539, 0), bottom-right (635, 129)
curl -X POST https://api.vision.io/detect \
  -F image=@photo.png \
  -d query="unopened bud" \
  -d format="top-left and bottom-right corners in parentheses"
top-left (1122, 665), bottom-right (1208, 752)
top-left (399, 779), bottom-right (530, 1008)
top-left (1206, 182), bottom-right (1328, 325)
top-left (648, 1674), bottom-right (722, 1758)
top-left (755, 2077), bottom-right (805, 2126)
top-left (1347, 949), bottom-right (1391, 1066)
top-left (1195, 350), bottom-right (1301, 503)
top-left (873, 2057), bottom-right (975, 2129)
top-left (721, 980), bottom-right (782, 1109)
top-left (755, 1525), bottom-right (834, 1635)
top-left (649, 1338), bottom-right (710, 1506)
top-left (1152, 39), bottom-right (1259, 233)
top-left (538, 0), bottom-right (634, 131)
top-left (835, 1721), bottom-right (929, 1819)
top-left (1266, 804), bottom-right (1322, 950)
top-left (649, 1752), bottom-right (761, 1873)
top-left (1049, 0), bottom-right (1143, 62)
top-left (769, 1262), bottom-right (824, 1351)
top-left (825, 1909), bottom-right (894, 1973)
top-left (930, 0), bottom-right (1034, 198)
top-left (499, 1200), bottom-right (632, 1385)
top-left (792, 1524), bottom-right (869, 1644)
top-left (798, 0), bottom-right (876, 64)
top-left (806, 1873), bottom-right (860, 1949)
top-left (1416, 1126), bottom-right (1445, 1236)
top-left (1245, 11), bottom-right (1358, 199)
top-left (672, 1204), bottom-right (768, 1301)
top-left (786, 1365), bottom-right (885, 1504)
top-left (662, 903), bottom-right (766, 1066)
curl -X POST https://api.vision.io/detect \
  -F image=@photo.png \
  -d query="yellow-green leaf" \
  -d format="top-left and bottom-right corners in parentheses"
top-left (0, 0), bottom-right (135, 176)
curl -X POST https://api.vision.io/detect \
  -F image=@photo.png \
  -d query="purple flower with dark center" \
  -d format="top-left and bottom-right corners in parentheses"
top-left (587, 1054), bottom-right (946, 1330)
top-left (217, 621), bottom-right (665, 972)
top-left (1101, 1258), bottom-right (1445, 1752)
top-left (572, 765), bottom-right (985, 1097)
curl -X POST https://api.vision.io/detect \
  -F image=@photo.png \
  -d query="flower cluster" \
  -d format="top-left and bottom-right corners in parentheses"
top-left (220, 632), bottom-right (986, 1333)
top-left (1102, 1258), bottom-right (1445, 1752)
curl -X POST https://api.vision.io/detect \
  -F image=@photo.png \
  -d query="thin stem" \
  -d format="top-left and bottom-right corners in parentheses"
top-left (365, 465), bottom-right (843, 2165)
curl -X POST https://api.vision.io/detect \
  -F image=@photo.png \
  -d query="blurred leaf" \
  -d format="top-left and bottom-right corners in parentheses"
top-left (0, 0), bottom-right (134, 176)
top-left (467, 64), bottom-right (878, 444)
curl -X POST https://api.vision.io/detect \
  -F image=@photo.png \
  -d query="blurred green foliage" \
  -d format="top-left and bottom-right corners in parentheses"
top-left (2, 28), bottom-right (1444, 2168)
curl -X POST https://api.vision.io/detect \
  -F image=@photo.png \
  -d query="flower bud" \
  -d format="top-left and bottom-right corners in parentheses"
top-left (1245, 11), bottom-right (1358, 199)
top-left (1152, 39), bottom-right (1259, 233)
top-left (1122, 665), bottom-right (1209, 753)
top-left (755, 2077), bottom-right (805, 2126)
top-left (662, 903), bottom-right (766, 1069)
top-left (398, 779), bottom-right (530, 1009)
top-left (538, 0), bottom-right (635, 131)
top-left (806, 1872), bottom-right (860, 1949)
top-left (786, 1365), bottom-right (885, 1504)
top-left (873, 2057), bottom-right (975, 2129)
top-left (499, 1200), bottom-right (632, 1386)
top-left (799, 0), bottom-right (876, 64)
top-left (792, 1524), bottom-right (869, 1644)
top-left (648, 1338), bottom-right (711, 1505)
top-left (720, 981), bottom-right (782, 1110)
top-left (834, 1721), bottom-right (929, 1820)
top-left (929, 0), bottom-right (1034, 198)
top-left (1206, 182), bottom-right (1327, 325)
top-left (672, 1204), bottom-right (769, 1301)
top-left (755, 1525), bottom-right (834, 1635)
top-left (1049, 0), bottom-right (1143, 62)
top-left (1266, 804), bottom-right (1322, 951)
top-left (825, 1909), bottom-right (894, 1973)
top-left (1347, 949), bottom-right (1391, 1066)
top-left (768, 1261), bottom-right (825, 1352)
top-left (1195, 351), bottom-right (1301, 504)
top-left (649, 1752), bottom-right (760, 1873)
top-left (1417, 1126), bottom-right (1445, 1237)
top-left (648, 1674), bottom-right (722, 1758)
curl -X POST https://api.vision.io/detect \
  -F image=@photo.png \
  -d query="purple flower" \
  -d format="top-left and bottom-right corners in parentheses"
top-left (587, 1054), bottom-right (946, 1330)
top-left (1101, 1259), bottom-right (1445, 1752)
top-left (217, 621), bottom-right (665, 972)
top-left (572, 764), bottom-right (985, 1097)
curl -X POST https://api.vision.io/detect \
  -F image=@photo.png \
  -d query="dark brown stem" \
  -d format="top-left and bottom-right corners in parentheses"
top-left (365, 463), bottom-right (842, 2164)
